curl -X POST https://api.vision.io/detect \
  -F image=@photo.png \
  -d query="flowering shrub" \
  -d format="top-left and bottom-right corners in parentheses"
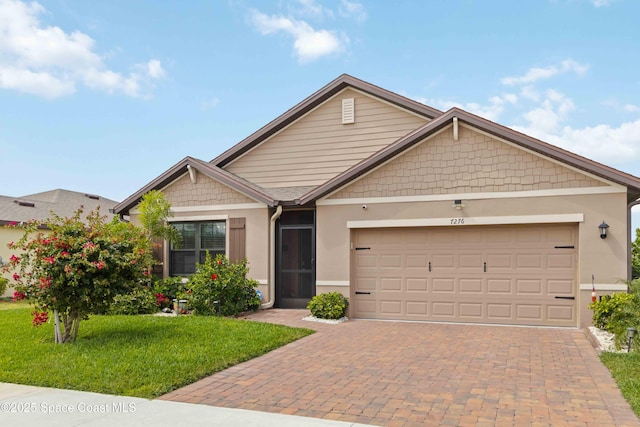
top-left (108, 286), bottom-right (158, 315)
top-left (307, 292), bottom-right (349, 320)
top-left (2, 209), bottom-right (154, 343)
top-left (188, 253), bottom-right (261, 316)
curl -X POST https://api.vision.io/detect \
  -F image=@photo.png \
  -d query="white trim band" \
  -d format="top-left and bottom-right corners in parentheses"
top-left (579, 284), bottom-right (628, 291)
top-left (316, 281), bottom-right (350, 287)
top-left (167, 214), bottom-right (229, 222)
top-left (347, 214), bottom-right (584, 229)
top-left (318, 187), bottom-right (622, 206)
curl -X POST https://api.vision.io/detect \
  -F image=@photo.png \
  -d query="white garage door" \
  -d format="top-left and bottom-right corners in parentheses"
top-left (352, 224), bottom-right (577, 326)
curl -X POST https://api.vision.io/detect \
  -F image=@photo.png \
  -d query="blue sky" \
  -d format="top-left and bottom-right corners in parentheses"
top-left (1, 0), bottom-right (639, 210)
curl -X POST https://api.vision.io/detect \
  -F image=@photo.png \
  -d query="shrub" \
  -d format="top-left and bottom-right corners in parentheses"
top-left (589, 292), bottom-right (634, 330)
top-left (307, 292), bottom-right (349, 320)
top-left (152, 276), bottom-right (188, 302)
top-left (188, 253), bottom-right (261, 316)
top-left (108, 286), bottom-right (158, 315)
top-left (0, 277), bottom-right (7, 297)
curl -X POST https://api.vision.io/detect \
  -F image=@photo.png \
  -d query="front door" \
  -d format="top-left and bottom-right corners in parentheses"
top-left (276, 211), bottom-right (315, 308)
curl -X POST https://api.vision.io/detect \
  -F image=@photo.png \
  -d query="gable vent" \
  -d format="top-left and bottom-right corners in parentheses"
top-left (84, 193), bottom-right (100, 200)
top-left (342, 98), bottom-right (355, 124)
top-left (14, 199), bottom-right (35, 207)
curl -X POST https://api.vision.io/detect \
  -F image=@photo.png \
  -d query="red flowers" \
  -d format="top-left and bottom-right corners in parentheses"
top-left (12, 291), bottom-right (25, 301)
top-left (211, 273), bottom-right (218, 280)
top-left (9, 254), bottom-right (19, 264)
top-left (94, 261), bottom-right (105, 270)
top-left (12, 273), bottom-right (20, 281)
top-left (43, 256), bottom-right (55, 264)
top-left (39, 277), bottom-right (52, 288)
top-left (154, 293), bottom-right (169, 307)
top-left (60, 251), bottom-right (70, 257)
top-left (32, 311), bottom-right (49, 326)
top-left (217, 259), bottom-right (222, 266)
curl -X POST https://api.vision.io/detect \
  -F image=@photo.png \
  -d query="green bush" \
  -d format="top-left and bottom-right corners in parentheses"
top-left (108, 286), bottom-right (158, 315)
top-left (188, 253), bottom-right (261, 316)
top-left (590, 280), bottom-right (640, 351)
top-left (152, 276), bottom-right (188, 307)
top-left (307, 292), bottom-right (349, 320)
top-left (0, 277), bottom-right (7, 297)
top-left (589, 292), bottom-right (634, 330)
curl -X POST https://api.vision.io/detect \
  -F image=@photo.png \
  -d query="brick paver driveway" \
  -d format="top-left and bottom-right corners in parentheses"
top-left (160, 310), bottom-right (639, 426)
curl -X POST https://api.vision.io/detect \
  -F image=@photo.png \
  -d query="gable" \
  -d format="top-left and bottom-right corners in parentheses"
top-left (162, 173), bottom-right (256, 207)
top-left (224, 88), bottom-right (429, 188)
top-left (328, 124), bottom-right (609, 200)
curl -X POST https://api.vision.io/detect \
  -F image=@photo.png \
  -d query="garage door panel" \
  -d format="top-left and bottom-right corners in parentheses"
top-left (459, 303), bottom-right (483, 318)
top-left (487, 279), bottom-right (513, 294)
top-left (516, 279), bottom-right (543, 294)
top-left (547, 279), bottom-right (574, 294)
top-left (433, 278), bottom-right (455, 292)
top-left (407, 278), bottom-right (428, 291)
top-left (459, 279), bottom-right (483, 293)
top-left (406, 301), bottom-right (428, 315)
top-left (381, 278), bottom-right (402, 291)
top-left (432, 302), bottom-right (455, 316)
top-left (516, 304), bottom-right (543, 320)
top-left (352, 224), bottom-right (577, 326)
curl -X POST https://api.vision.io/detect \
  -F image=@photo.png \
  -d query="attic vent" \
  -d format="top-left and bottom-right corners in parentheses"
top-left (342, 98), bottom-right (355, 124)
top-left (84, 193), bottom-right (100, 200)
top-left (14, 200), bottom-right (35, 207)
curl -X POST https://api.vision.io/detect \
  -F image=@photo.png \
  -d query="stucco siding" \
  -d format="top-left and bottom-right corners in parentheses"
top-left (225, 88), bottom-right (430, 188)
top-left (162, 173), bottom-right (256, 207)
top-left (329, 125), bottom-right (607, 200)
top-left (0, 227), bottom-right (28, 297)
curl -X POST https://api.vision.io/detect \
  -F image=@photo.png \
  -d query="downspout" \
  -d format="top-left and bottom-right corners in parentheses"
top-left (628, 198), bottom-right (640, 281)
top-left (261, 204), bottom-right (282, 309)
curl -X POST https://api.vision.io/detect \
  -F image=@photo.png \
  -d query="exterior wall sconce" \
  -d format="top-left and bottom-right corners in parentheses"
top-left (599, 221), bottom-right (609, 239)
top-left (627, 327), bottom-right (636, 352)
top-left (453, 200), bottom-right (465, 210)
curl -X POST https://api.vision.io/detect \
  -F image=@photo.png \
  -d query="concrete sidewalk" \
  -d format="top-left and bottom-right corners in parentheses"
top-left (0, 383), bottom-right (375, 427)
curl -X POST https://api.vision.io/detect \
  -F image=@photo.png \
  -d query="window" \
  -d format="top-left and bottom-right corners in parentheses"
top-left (170, 221), bottom-right (226, 276)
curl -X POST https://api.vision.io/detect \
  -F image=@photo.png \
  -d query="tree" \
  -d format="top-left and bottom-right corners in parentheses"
top-left (633, 228), bottom-right (640, 280)
top-left (3, 209), bottom-right (153, 343)
top-left (137, 190), bottom-right (180, 245)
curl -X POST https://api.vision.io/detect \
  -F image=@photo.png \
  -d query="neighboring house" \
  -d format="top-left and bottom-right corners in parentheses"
top-left (114, 74), bottom-right (640, 328)
top-left (0, 189), bottom-right (118, 297)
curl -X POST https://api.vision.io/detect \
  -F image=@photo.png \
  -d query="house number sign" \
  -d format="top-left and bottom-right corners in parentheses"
top-left (450, 218), bottom-right (465, 225)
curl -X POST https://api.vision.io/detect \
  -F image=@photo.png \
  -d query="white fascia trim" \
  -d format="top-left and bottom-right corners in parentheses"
top-left (167, 214), bottom-right (229, 222)
top-left (347, 213), bottom-right (584, 229)
top-left (318, 186), bottom-right (624, 206)
top-left (316, 280), bottom-right (350, 287)
top-left (579, 284), bottom-right (628, 291)
top-left (257, 279), bottom-right (268, 285)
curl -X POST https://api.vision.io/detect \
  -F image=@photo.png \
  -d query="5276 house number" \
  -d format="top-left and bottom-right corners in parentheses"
top-left (450, 218), bottom-right (464, 225)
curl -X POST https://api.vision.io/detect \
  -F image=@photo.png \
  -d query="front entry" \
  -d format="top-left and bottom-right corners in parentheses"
top-left (276, 210), bottom-right (315, 308)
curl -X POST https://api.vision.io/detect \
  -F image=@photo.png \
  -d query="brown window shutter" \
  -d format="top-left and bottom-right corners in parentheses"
top-left (228, 218), bottom-right (246, 263)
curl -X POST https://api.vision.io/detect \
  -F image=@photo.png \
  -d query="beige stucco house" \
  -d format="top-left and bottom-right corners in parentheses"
top-left (0, 189), bottom-right (118, 297)
top-left (114, 74), bottom-right (640, 328)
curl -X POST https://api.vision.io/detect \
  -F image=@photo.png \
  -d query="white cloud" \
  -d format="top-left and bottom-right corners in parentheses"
top-left (591, 0), bottom-right (618, 7)
top-left (201, 97), bottom-right (220, 110)
top-left (0, 0), bottom-right (164, 98)
top-left (339, 0), bottom-right (367, 22)
top-left (249, 9), bottom-right (346, 63)
top-left (290, 0), bottom-right (334, 19)
top-left (417, 93), bottom-right (518, 122)
top-left (501, 59), bottom-right (589, 86)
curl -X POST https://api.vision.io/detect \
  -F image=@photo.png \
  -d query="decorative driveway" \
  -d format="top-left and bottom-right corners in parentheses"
top-left (160, 310), bottom-right (639, 426)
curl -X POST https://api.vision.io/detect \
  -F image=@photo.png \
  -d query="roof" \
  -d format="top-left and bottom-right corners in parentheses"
top-left (0, 189), bottom-right (119, 226)
top-left (115, 74), bottom-right (640, 214)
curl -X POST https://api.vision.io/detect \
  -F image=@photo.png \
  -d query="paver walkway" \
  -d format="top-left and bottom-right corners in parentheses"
top-left (160, 310), bottom-right (639, 426)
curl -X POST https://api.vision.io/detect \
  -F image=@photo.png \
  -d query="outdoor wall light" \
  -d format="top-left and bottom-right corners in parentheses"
top-left (627, 327), bottom-right (637, 352)
top-left (599, 221), bottom-right (610, 239)
top-left (453, 200), bottom-right (465, 210)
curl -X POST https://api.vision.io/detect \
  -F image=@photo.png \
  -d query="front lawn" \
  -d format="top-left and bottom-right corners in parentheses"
top-left (600, 352), bottom-right (640, 417)
top-left (0, 303), bottom-right (313, 398)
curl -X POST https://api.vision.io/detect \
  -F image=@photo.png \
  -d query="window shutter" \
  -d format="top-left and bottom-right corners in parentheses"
top-left (228, 218), bottom-right (246, 263)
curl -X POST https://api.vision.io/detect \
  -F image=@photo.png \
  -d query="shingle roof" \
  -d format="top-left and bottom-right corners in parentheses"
top-left (0, 189), bottom-right (118, 225)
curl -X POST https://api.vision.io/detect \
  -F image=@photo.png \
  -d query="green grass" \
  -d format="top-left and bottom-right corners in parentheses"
top-left (0, 304), bottom-right (313, 398)
top-left (600, 352), bottom-right (640, 416)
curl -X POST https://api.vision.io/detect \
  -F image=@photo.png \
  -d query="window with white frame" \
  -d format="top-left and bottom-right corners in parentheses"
top-left (170, 221), bottom-right (226, 275)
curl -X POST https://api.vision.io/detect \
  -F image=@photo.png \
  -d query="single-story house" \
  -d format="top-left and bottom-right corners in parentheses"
top-left (114, 74), bottom-right (640, 328)
top-left (0, 189), bottom-right (118, 297)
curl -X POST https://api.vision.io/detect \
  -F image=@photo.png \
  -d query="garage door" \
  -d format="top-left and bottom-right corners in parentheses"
top-left (352, 224), bottom-right (577, 326)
